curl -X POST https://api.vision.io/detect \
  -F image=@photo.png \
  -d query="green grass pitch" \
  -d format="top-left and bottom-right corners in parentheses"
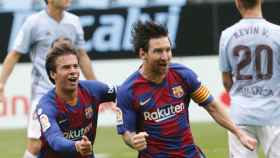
top-left (0, 122), bottom-right (264, 158)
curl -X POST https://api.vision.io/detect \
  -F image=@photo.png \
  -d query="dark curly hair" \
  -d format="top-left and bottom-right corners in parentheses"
top-left (131, 20), bottom-right (169, 55)
top-left (45, 42), bottom-right (78, 84)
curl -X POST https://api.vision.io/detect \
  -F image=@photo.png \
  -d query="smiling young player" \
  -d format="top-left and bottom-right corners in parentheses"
top-left (36, 42), bottom-right (115, 158)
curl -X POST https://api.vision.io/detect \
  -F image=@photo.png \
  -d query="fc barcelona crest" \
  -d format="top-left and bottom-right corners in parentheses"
top-left (172, 85), bottom-right (184, 98)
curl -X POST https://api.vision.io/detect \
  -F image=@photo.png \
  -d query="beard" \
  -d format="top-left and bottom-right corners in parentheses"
top-left (151, 62), bottom-right (169, 76)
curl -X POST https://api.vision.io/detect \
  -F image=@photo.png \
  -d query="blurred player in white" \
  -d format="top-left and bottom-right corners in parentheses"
top-left (0, 0), bottom-right (96, 158)
top-left (219, 0), bottom-right (280, 157)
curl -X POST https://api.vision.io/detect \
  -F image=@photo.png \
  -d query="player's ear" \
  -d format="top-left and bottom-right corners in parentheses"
top-left (235, 0), bottom-right (241, 10)
top-left (139, 48), bottom-right (147, 61)
top-left (50, 71), bottom-right (56, 81)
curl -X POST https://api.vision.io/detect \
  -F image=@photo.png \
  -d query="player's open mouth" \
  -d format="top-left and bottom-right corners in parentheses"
top-left (159, 63), bottom-right (168, 67)
top-left (68, 76), bottom-right (78, 82)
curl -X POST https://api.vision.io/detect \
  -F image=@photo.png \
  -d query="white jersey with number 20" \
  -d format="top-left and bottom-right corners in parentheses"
top-left (219, 18), bottom-right (280, 126)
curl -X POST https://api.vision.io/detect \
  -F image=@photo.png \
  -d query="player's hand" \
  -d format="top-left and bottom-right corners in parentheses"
top-left (75, 135), bottom-right (92, 156)
top-left (100, 102), bottom-right (116, 112)
top-left (237, 130), bottom-right (257, 151)
top-left (130, 132), bottom-right (149, 151)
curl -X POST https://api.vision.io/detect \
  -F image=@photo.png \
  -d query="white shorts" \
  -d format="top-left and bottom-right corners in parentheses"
top-left (27, 95), bottom-right (43, 139)
top-left (229, 125), bottom-right (280, 158)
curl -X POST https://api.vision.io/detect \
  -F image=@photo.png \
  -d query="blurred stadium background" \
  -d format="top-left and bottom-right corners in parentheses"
top-left (1, 0), bottom-right (279, 157)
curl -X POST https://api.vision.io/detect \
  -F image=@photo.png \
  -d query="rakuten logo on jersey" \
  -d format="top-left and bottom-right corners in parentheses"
top-left (64, 123), bottom-right (92, 141)
top-left (143, 103), bottom-right (185, 122)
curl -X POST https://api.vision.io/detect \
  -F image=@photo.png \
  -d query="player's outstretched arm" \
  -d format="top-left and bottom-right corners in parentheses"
top-left (122, 131), bottom-right (149, 151)
top-left (0, 50), bottom-right (22, 102)
top-left (38, 106), bottom-right (88, 154)
top-left (204, 100), bottom-right (257, 151)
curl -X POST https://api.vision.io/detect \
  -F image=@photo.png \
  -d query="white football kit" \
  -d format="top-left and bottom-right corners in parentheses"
top-left (219, 18), bottom-right (280, 158)
top-left (13, 9), bottom-right (86, 139)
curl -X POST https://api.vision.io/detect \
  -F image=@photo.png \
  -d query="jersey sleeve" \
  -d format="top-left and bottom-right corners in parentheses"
top-left (219, 31), bottom-right (232, 72)
top-left (74, 16), bottom-right (86, 50)
top-left (116, 86), bottom-right (137, 134)
top-left (174, 64), bottom-right (214, 107)
top-left (81, 80), bottom-right (116, 103)
top-left (36, 101), bottom-right (77, 153)
top-left (12, 15), bottom-right (34, 54)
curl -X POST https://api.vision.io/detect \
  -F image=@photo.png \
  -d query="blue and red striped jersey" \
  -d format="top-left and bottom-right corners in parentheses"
top-left (36, 80), bottom-right (116, 158)
top-left (116, 63), bottom-right (213, 158)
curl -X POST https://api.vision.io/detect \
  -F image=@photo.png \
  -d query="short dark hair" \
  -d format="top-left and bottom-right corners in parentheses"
top-left (131, 20), bottom-right (168, 55)
top-left (44, 0), bottom-right (48, 4)
top-left (240, 0), bottom-right (260, 9)
top-left (45, 42), bottom-right (78, 84)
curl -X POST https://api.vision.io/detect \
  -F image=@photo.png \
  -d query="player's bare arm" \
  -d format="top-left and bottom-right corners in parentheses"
top-left (0, 50), bottom-right (22, 101)
top-left (77, 48), bottom-right (97, 80)
top-left (204, 100), bottom-right (257, 151)
top-left (122, 131), bottom-right (149, 151)
top-left (222, 72), bottom-right (233, 92)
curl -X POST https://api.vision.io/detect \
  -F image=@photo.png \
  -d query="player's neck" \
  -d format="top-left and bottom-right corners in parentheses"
top-left (242, 8), bottom-right (263, 19)
top-left (56, 88), bottom-right (78, 106)
top-left (47, 5), bottom-right (64, 22)
top-left (140, 66), bottom-right (166, 84)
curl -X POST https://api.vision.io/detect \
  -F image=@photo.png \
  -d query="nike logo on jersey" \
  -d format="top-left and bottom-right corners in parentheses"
top-left (139, 98), bottom-right (152, 106)
top-left (58, 119), bottom-right (67, 124)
